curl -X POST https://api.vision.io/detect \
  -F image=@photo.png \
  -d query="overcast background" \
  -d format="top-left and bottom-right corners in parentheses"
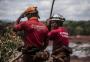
top-left (0, 0), bottom-right (90, 21)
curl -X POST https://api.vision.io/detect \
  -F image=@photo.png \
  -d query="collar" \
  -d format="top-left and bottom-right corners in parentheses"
top-left (29, 17), bottom-right (38, 21)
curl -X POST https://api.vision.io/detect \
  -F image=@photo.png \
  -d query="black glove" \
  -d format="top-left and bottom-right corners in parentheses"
top-left (17, 46), bottom-right (23, 52)
top-left (63, 46), bottom-right (72, 54)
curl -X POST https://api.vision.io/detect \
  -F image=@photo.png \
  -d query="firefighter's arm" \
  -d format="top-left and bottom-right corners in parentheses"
top-left (48, 31), bottom-right (54, 40)
top-left (43, 38), bottom-right (49, 50)
top-left (16, 12), bottom-right (26, 24)
top-left (40, 33), bottom-right (49, 51)
top-left (13, 22), bottom-right (24, 32)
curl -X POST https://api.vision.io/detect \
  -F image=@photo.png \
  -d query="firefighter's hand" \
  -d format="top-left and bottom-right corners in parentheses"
top-left (16, 19), bottom-right (20, 24)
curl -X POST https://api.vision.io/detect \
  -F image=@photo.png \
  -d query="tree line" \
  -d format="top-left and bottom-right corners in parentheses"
top-left (63, 20), bottom-right (90, 35)
top-left (0, 20), bottom-right (90, 36)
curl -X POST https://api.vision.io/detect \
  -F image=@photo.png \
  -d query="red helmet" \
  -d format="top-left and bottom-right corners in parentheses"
top-left (24, 5), bottom-right (40, 19)
top-left (25, 5), bottom-right (38, 13)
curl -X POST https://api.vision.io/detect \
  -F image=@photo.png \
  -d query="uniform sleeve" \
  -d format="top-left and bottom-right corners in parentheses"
top-left (13, 22), bottom-right (25, 31)
top-left (57, 32), bottom-right (69, 46)
top-left (48, 31), bottom-right (55, 40)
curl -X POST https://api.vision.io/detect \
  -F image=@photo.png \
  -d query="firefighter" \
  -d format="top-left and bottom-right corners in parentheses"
top-left (48, 14), bottom-right (72, 62)
top-left (13, 5), bottom-right (48, 62)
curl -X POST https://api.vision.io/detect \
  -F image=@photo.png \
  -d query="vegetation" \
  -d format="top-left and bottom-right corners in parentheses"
top-left (64, 20), bottom-right (90, 35)
top-left (0, 21), bottom-right (22, 62)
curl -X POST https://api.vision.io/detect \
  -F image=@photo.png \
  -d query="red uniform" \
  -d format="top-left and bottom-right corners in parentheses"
top-left (48, 27), bottom-right (69, 50)
top-left (14, 18), bottom-right (48, 48)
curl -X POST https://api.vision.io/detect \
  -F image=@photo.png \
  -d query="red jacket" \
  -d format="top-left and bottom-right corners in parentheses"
top-left (14, 18), bottom-right (48, 48)
top-left (48, 27), bottom-right (69, 47)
